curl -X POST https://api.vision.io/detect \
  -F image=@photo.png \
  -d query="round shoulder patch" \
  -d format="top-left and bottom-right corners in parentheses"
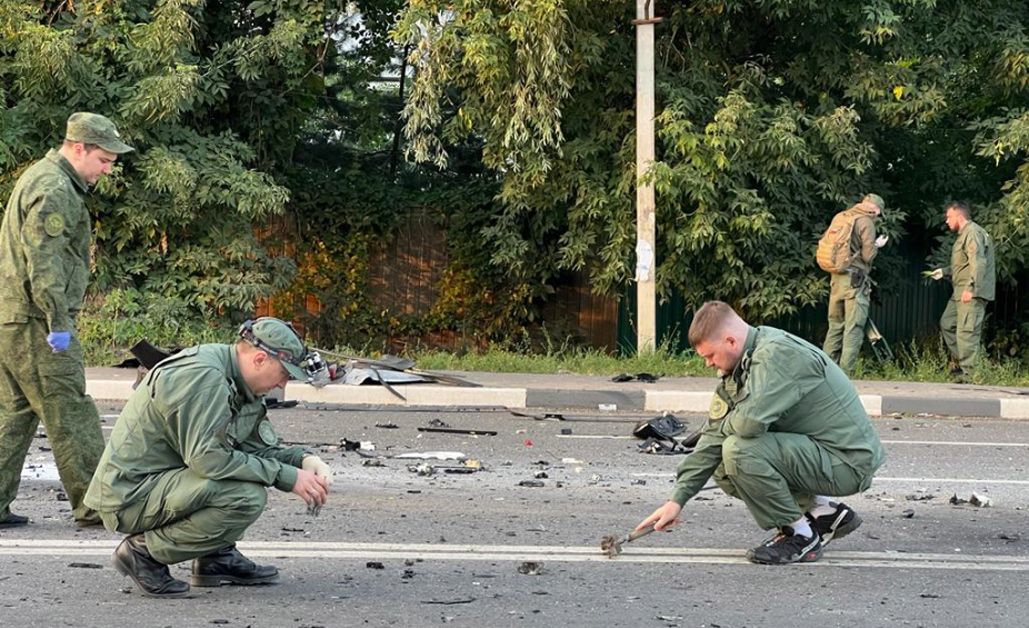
top-left (709, 394), bottom-right (730, 420)
top-left (258, 420), bottom-right (279, 446)
top-left (43, 213), bottom-right (66, 237)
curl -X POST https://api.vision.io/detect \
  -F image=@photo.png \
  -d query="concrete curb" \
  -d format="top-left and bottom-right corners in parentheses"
top-left (86, 379), bottom-right (1028, 419)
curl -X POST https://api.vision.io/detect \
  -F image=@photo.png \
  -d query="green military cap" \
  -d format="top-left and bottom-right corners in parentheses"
top-left (242, 317), bottom-right (309, 380)
top-left (65, 112), bottom-right (134, 154)
top-left (862, 193), bottom-right (885, 211)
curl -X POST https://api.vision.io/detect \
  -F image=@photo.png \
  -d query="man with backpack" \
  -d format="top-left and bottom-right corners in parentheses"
top-left (818, 194), bottom-right (889, 375)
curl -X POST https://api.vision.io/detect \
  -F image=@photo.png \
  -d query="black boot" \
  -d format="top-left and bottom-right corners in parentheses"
top-left (112, 534), bottom-right (190, 598)
top-left (0, 512), bottom-right (29, 528)
top-left (191, 544), bottom-right (279, 587)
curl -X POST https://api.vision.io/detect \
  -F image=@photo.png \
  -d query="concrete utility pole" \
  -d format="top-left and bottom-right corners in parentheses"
top-left (634, 0), bottom-right (660, 353)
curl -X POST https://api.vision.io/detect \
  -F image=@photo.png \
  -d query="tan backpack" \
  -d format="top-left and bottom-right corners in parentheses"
top-left (816, 210), bottom-right (857, 273)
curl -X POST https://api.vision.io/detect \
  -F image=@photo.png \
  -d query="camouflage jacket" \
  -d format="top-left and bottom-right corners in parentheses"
top-left (945, 221), bottom-right (995, 301)
top-left (0, 150), bottom-right (91, 331)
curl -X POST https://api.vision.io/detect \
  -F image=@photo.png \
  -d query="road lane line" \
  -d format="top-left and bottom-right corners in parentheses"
top-left (629, 472), bottom-right (1029, 485)
top-left (3, 540), bottom-right (1028, 571)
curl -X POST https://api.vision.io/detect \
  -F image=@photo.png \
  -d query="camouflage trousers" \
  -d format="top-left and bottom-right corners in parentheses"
top-left (823, 273), bottom-right (870, 375)
top-left (940, 298), bottom-right (987, 374)
top-left (0, 318), bottom-right (103, 523)
top-left (712, 433), bottom-right (879, 530)
top-left (99, 469), bottom-right (267, 564)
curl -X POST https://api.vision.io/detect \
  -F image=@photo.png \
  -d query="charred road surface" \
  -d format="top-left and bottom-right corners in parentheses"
top-left (4, 403), bottom-right (1029, 627)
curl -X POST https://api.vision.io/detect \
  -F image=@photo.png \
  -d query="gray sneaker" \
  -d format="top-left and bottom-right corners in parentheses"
top-left (746, 526), bottom-right (823, 565)
top-left (807, 502), bottom-right (862, 545)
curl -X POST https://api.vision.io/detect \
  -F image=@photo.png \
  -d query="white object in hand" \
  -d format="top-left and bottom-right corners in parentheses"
top-left (875, 234), bottom-right (889, 248)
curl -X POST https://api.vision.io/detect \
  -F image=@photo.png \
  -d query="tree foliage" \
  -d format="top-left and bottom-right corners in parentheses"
top-left (396, 0), bottom-right (1029, 329)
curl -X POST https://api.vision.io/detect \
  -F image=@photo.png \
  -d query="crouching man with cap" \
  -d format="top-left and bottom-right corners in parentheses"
top-left (84, 317), bottom-right (333, 597)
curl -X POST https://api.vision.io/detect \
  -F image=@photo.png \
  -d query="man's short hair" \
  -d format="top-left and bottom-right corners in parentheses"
top-left (62, 140), bottom-right (100, 153)
top-left (688, 301), bottom-right (738, 348)
top-left (946, 201), bottom-right (971, 219)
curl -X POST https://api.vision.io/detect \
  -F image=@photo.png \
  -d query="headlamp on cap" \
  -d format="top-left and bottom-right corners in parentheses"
top-left (238, 319), bottom-right (330, 388)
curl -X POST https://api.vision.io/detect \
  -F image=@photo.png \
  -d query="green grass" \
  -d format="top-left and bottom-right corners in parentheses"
top-left (405, 340), bottom-right (1029, 387)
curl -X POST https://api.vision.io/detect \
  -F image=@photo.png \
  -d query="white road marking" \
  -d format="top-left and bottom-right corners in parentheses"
top-left (3, 539), bottom-right (1027, 571)
top-left (559, 435), bottom-right (1029, 447)
top-left (629, 472), bottom-right (1029, 485)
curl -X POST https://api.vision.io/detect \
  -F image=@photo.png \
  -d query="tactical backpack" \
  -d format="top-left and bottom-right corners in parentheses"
top-left (816, 210), bottom-right (858, 273)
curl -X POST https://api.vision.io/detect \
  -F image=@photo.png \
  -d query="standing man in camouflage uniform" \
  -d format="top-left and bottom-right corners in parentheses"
top-left (85, 317), bottom-right (332, 598)
top-left (822, 193), bottom-right (889, 375)
top-left (0, 112), bottom-right (133, 528)
top-left (927, 202), bottom-right (996, 380)
top-left (636, 301), bottom-right (885, 565)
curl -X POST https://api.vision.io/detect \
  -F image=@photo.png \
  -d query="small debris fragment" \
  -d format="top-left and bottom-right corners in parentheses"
top-left (427, 418), bottom-right (451, 428)
top-left (949, 494), bottom-right (968, 505)
top-left (906, 494), bottom-right (935, 501)
top-left (902, 509), bottom-right (915, 518)
top-left (68, 562), bottom-right (103, 569)
top-left (999, 533), bottom-right (1021, 542)
top-left (395, 451), bottom-right (465, 461)
top-left (517, 562), bottom-right (543, 576)
top-left (362, 459), bottom-right (386, 467)
top-left (375, 422), bottom-right (399, 429)
top-left (598, 404), bottom-right (617, 412)
top-left (420, 598), bottom-right (475, 605)
top-left (524, 439), bottom-right (534, 447)
top-left (631, 478), bottom-right (647, 486)
top-left (366, 562), bottom-right (385, 569)
top-left (560, 428), bottom-right (573, 435)
top-left (534, 471), bottom-right (548, 479)
top-left (402, 569), bottom-right (415, 580)
top-left (970, 492), bottom-right (992, 508)
top-left (518, 480), bottom-right (545, 488)
top-left (919, 593), bottom-right (941, 599)
top-left (409, 463), bottom-right (435, 476)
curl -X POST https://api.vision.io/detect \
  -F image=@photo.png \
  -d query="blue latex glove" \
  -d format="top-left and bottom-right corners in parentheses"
top-left (47, 331), bottom-right (72, 352)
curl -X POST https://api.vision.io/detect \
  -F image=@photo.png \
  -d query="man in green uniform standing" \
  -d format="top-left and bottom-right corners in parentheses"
top-left (927, 202), bottom-right (996, 380)
top-left (85, 317), bottom-right (333, 597)
top-left (821, 193), bottom-right (889, 375)
top-left (0, 112), bottom-right (133, 528)
top-left (637, 301), bottom-right (885, 564)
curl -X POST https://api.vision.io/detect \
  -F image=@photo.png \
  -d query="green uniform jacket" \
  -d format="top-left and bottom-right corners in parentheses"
top-left (85, 344), bottom-right (306, 513)
top-left (944, 221), bottom-right (995, 301)
top-left (844, 201), bottom-right (878, 275)
top-left (0, 150), bottom-right (91, 331)
top-left (671, 326), bottom-right (885, 506)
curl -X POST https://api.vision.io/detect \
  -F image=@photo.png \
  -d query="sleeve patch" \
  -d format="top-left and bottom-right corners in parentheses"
top-left (43, 213), bottom-right (65, 237)
top-left (258, 420), bottom-right (279, 446)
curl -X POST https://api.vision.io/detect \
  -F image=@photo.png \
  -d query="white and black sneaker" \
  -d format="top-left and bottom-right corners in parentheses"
top-left (746, 526), bottom-right (823, 565)
top-left (807, 502), bottom-right (862, 545)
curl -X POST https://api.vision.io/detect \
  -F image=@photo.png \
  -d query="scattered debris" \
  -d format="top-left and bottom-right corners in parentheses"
top-left (949, 494), bottom-right (968, 506)
top-left (444, 467), bottom-right (476, 474)
top-left (517, 562), bottom-right (544, 576)
top-left (902, 509), bottom-right (915, 518)
top-left (906, 494), bottom-right (935, 501)
top-left (402, 569), bottom-right (415, 580)
top-left (340, 438), bottom-right (375, 451)
top-left (656, 615), bottom-right (684, 622)
top-left (362, 459), bottom-right (386, 467)
top-left (999, 533), bottom-right (1021, 542)
top-left (970, 492), bottom-right (993, 508)
top-left (919, 593), bottom-right (941, 599)
top-left (68, 562), bottom-right (103, 569)
top-left (417, 427), bottom-right (498, 436)
top-left (598, 404), bottom-right (617, 412)
top-left (560, 428), bottom-right (573, 435)
top-left (375, 422), bottom-right (399, 429)
top-left (561, 458), bottom-right (584, 465)
top-left (631, 478), bottom-right (647, 486)
top-left (366, 562), bottom-right (385, 569)
top-left (611, 373), bottom-right (660, 383)
top-left (524, 439), bottom-right (534, 447)
top-left (428, 418), bottom-right (451, 428)
top-left (421, 598), bottom-right (476, 605)
top-left (395, 451), bottom-right (466, 461)
top-left (518, 480), bottom-right (545, 488)
top-left (409, 463), bottom-right (436, 477)
top-left (534, 471), bottom-right (548, 479)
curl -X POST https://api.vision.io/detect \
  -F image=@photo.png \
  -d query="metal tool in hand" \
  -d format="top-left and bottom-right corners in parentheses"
top-left (600, 523), bottom-right (656, 558)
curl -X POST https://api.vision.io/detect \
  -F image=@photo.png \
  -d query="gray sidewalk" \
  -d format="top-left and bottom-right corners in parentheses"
top-left (84, 367), bottom-right (1029, 419)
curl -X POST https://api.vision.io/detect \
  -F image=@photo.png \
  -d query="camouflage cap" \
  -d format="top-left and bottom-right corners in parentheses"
top-left (244, 317), bottom-right (309, 380)
top-left (65, 112), bottom-right (134, 154)
top-left (862, 193), bottom-right (885, 212)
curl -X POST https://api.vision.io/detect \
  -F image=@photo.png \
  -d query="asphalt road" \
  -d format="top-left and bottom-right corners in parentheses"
top-left (3, 402), bottom-right (1029, 627)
